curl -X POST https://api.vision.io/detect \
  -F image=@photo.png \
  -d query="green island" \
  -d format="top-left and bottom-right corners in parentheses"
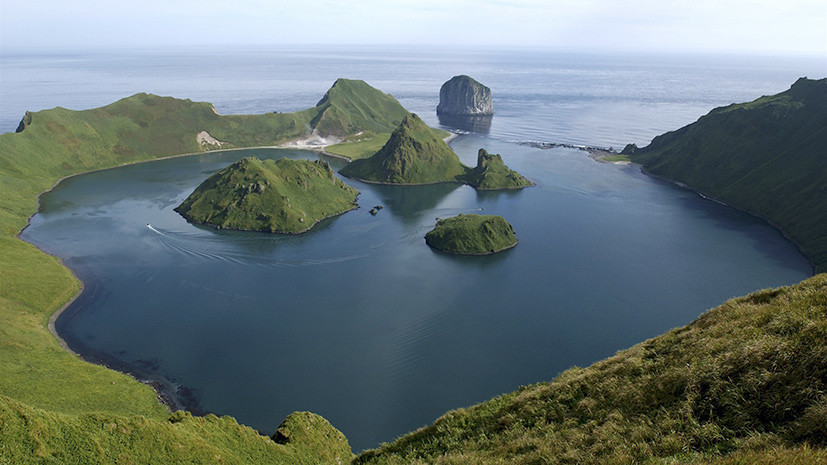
top-left (425, 214), bottom-right (518, 255)
top-left (624, 77), bottom-right (827, 273)
top-left (340, 113), bottom-right (531, 189)
top-left (175, 157), bottom-right (358, 234)
top-left (464, 148), bottom-right (534, 190)
top-left (0, 77), bottom-right (825, 464)
top-left (0, 79), bottom-right (407, 464)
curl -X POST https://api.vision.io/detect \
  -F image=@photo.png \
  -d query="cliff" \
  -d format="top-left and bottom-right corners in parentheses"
top-left (436, 75), bottom-right (493, 116)
top-left (626, 77), bottom-right (827, 272)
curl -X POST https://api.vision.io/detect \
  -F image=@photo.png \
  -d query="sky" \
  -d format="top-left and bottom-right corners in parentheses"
top-left (1, 0), bottom-right (825, 55)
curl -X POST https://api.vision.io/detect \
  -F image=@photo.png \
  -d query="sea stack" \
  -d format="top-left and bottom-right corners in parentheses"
top-left (436, 75), bottom-right (493, 116)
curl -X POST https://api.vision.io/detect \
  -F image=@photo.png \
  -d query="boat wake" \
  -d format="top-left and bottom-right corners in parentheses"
top-left (145, 224), bottom-right (369, 267)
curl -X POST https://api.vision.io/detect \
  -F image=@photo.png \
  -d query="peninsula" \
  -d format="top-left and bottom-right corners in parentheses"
top-left (425, 214), bottom-right (518, 255)
top-left (175, 157), bottom-right (358, 234)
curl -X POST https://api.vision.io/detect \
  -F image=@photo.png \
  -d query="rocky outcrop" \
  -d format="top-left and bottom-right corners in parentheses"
top-left (15, 111), bottom-right (32, 133)
top-left (436, 76), bottom-right (493, 116)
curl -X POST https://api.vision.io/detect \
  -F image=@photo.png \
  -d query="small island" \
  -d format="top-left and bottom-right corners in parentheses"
top-left (339, 113), bottom-right (467, 184)
top-left (425, 214), bottom-right (518, 255)
top-left (463, 148), bottom-right (534, 190)
top-left (175, 157), bottom-right (359, 234)
top-left (340, 113), bottom-right (531, 191)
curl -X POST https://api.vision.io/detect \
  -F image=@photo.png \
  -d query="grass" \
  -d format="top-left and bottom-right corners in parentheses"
top-left (340, 114), bottom-right (529, 190)
top-left (340, 113), bottom-right (467, 184)
top-left (0, 395), bottom-right (353, 464)
top-left (425, 214), bottom-right (518, 255)
top-left (176, 157), bottom-right (359, 234)
top-left (0, 79), bottom-right (405, 462)
top-left (356, 273), bottom-right (827, 464)
top-left (627, 77), bottom-right (827, 272)
top-left (461, 148), bottom-right (533, 190)
top-left (598, 154), bottom-right (632, 163)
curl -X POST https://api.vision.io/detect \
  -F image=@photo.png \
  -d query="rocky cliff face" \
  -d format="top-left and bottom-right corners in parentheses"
top-left (436, 75), bottom-right (493, 116)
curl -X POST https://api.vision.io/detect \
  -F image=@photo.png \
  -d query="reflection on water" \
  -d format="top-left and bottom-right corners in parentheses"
top-left (22, 140), bottom-right (812, 451)
top-left (437, 113), bottom-right (493, 133)
top-left (369, 182), bottom-right (463, 223)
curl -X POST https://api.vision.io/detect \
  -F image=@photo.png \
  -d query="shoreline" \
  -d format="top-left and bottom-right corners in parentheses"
top-left (426, 239), bottom-right (518, 256)
top-left (19, 129), bottom-right (464, 416)
top-left (16, 137), bottom-right (363, 415)
top-left (637, 166), bottom-right (817, 276)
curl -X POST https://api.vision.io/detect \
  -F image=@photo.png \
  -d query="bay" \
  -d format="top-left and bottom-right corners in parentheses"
top-left (10, 47), bottom-right (818, 451)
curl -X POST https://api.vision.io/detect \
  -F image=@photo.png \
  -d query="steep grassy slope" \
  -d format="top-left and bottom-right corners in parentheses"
top-left (325, 128), bottom-right (450, 161)
top-left (0, 396), bottom-right (353, 464)
top-left (357, 273), bottom-right (827, 464)
top-left (340, 113), bottom-right (467, 184)
top-left (176, 157), bottom-right (358, 233)
top-left (0, 80), bottom-right (402, 462)
top-left (462, 148), bottom-right (533, 190)
top-left (625, 78), bottom-right (827, 272)
top-left (425, 214), bottom-right (518, 255)
top-left (339, 115), bottom-right (530, 190)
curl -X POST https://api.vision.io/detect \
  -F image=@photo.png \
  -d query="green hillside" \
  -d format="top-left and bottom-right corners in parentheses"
top-left (340, 113), bottom-right (467, 184)
top-left (0, 80), bottom-right (404, 462)
top-left (625, 77), bottom-right (827, 272)
top-left (425, 214), bottom-right (518, 255)
top-left (175, 157), bottom-right (358, 234)
top-left (462, 148), bottom-right (533, 190)
top-left (339, 114), bottom-right (530, 190)
top-left (0, 396), bottom-right (353, 464)
top-left (357, 273), bottom-right (827, 464)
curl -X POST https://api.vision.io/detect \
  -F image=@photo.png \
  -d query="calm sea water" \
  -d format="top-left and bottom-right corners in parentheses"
top-left (11, 47), bottom-right (819, 451)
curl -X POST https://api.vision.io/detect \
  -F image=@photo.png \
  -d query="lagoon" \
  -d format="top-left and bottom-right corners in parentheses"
top-left (22, 134), bottom-right (811, 451)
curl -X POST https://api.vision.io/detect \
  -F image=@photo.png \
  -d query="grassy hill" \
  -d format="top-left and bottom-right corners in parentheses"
top-left (340, 114), bottom-right (530, 190)
top-left (356, 273), bottom-right (827, 464)
top-left (461, 148), bottom-right (533, 190)
top-left (0, 80), bottom-right (405, 462)
top-left (175, 157), bottom-right (358, 234)
top-left (425, 214), bottom-right (518, 255)
top-left (340, 113), bottom-right (468, 184)
top-left (0, 396), bottom-right (353, 464)
top-left (625, 77), bottom-right (827, 273)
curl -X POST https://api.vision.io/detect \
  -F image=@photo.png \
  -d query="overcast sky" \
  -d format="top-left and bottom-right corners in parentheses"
top-left (2, 0), bottom-right (825, 55)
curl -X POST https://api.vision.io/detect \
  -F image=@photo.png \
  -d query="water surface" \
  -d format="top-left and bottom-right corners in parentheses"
top-left (23, 136), bottom-right (811, 450)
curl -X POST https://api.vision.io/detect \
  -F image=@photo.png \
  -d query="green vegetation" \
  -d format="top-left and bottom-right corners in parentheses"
top-left (625, 77), bottom-right (827, 272)
top-left (2, 77), bottom-right (826, 463)
top-left (462, 148), bottom-right (533, 190)
top-left (175, 157), bottom-right (358, 234)
top-left (0, 396), bottom-right (353, 464)
top-left (357, 273), bottom-right (827, 464)
top-left (340, 113), bottom-right (467, 184)
top-left (0, 79), bottom-right (406, 462)
top-left (425, 214), bottom-right (518, 255)
top-left (325, 128), bottom-right (449, 161)
top-left (598, 153), bottom-right (632, 163)
top-left (340, 114), bottom-right (530, 191)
